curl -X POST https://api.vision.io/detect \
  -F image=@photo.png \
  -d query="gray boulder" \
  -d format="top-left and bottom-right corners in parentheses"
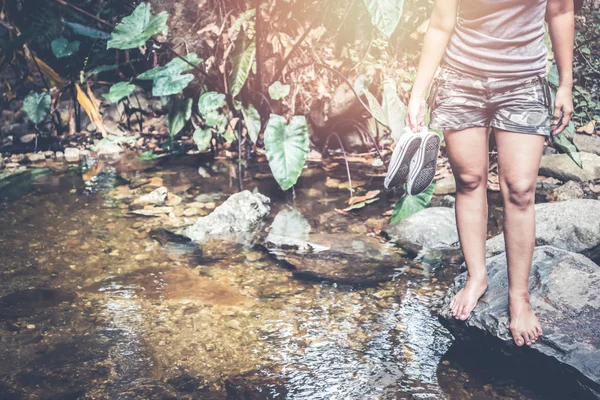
top-left (486, 199), bottom-right (600, 261)
top-left (574, 134), bottom-right (600, 156)
top-left (263, 207), bottom-right (404, 284)
top-left (383, 207), bottom-right (460, 259)
top-left (179, 190), bottom-right (270, 245)
top-left (539, 152), bottom-right (600, 182)
top-left (438, 246), bottom-right (600, 397)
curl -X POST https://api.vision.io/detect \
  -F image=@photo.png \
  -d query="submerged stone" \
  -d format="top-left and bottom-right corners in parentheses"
top-left (438, 246), bottom-right (600, 398)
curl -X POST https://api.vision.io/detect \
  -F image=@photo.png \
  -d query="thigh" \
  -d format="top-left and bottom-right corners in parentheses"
top-left (443, 127), bottom-right (490, 178)
top-left (495, 129), bottom-right (546, 189)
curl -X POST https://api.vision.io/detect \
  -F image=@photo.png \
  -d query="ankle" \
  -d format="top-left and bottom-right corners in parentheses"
top-left (466, 273), bottom-right (487, 285)
top-left (509, 290), bottom-right (531, 303)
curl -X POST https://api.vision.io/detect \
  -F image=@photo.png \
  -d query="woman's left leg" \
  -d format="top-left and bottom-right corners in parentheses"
top-left (494, 128), bottom-right (545, 347)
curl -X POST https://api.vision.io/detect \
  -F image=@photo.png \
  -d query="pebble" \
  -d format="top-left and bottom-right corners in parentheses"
top-left (64, 147), bottom-right (80, 163)
top-left (183, 208), bottom-right (199, 217)
top-left (26, 324), bottom-right (35, 329)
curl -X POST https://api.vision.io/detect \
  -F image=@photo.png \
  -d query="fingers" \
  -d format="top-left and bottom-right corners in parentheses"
top-left (552, 105), bottom-right (573, 136)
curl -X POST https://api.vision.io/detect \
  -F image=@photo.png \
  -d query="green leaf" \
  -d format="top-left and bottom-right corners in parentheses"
top-left (198, 92), bottom-right (226, 116)
top-left (268, 81), bottom-right (290, 101)
top-left (65, 21), bottom-right (110, 39)
top-left (353, 74), bottom-right (374, 96)
top-left (390, 181), bottom-right (436, 224)
top-left (193, 127), bottom-right (213, 151)
top-left (230, 41), bottom-right (256, 98)
top-left (167, 96), bottom-right (192, 136)
top-left (204, 111), bottom-right (227, 128)
top-left (242, 104), bottom-right (261, 143)
top-left (152, 66), bottom-right (194, 97)
top-left (548, 62), bottom-right (560, 87)
top-left (137, 53), bottom-right (203, 80)
top-left (363, 89), bottom-right (388, 126)
top-left (363, 0), bottom-right (405, 38)
top-left (264, 114), bottom-right (310, 191)
top-left (344, 197), bottom-right (379, 211)
top-left (102, 82), bottom-right (136, 103)
top-left (107, 3), bottom-right (169, 50)
top-left (382, 79), bottom-right (406, 142)
top-left (23, 91), bottom-right (51, 125)
top-left (89, 64), bottom-right (119, 75)
top-left (51, 38), bottom-right (80, 58)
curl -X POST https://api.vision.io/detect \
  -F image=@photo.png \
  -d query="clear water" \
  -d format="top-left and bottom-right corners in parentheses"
top-left (0, 158), bottom-right (590, 399)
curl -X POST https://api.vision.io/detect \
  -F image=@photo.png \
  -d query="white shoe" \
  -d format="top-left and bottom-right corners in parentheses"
top-left (384, 127), bottom-right (422, 189)
top-left (406, 128), bottom-right (440, 195)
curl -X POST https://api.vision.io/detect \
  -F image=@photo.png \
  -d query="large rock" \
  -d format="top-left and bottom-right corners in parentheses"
top-left (486, 200), bottom-right (600, 261)
top-left (179, 190), bottom-right (270, 245)
top-left (438, 246), bottom-right (600, 397)
top-left (263, 207), bottom-right (405, 284)
top-left (539, 152), bottom-right (600, 182)
top-left (383, 207), bottom-right (460, 258)
top-left (574, 134), bottom-right (600, 156)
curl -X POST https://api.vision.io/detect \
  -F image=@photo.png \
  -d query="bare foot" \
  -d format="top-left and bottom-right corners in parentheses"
top-left (450, 275), bottom-right (488, 321)
top-left (509, 294), bottom-right (543, 347)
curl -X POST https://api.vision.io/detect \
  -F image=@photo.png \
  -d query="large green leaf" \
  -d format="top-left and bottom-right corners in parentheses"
top-left (363, 0), bottom-right (405, 38)
top-left (167, 96), bottom-right (193, 136)
top-left (137, 53), bottom-right (203, 80)
top-left (193, 127), bottom-right (213, 151)
top-left (107, 3), bottom-right (169, 50)
top-left (264, 114), bottom-right (310, 191)
top-left (23, 91), bottom-right (51, 125)
top-left (152, 66), bottom-right (194, 97)
top-left (268, 81), bottom-right (290, 100)
top-left (230, 41), bottom-right (256, 98)
top-left (363, 89), bottom-right (388, 126)
top-left (549, 84), bottom-right (582, 167)
top-left (382, 79), bottom-right (406, 142)
top-left (242, 104), bottom-right (261, 143)
top-left (51, 38), bottom-right (80, 58)
top-left (390, 181), bottom-right (436, 224)
top-left (198, 92), bottom-right (226, 116)
top-left (103, 82), bottom-right (136, 103)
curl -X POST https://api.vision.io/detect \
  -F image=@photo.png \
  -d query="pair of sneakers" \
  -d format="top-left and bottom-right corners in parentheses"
top-left (384, 127), bottom-right (440, 195)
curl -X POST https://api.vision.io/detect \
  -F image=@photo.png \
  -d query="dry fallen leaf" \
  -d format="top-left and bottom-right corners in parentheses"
top-left (347, 190), bottom-right (380, 206)
top-left (576, 120), bottom-right (596, 134)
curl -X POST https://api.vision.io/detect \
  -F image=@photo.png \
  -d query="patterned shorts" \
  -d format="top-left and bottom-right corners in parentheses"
top-left (427, 64), bottom-right (553, 136)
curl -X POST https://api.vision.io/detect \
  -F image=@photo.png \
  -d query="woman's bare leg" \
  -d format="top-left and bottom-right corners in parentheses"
top-left (495, 128), bottom-right (545, 347)
top-left (444, 127), bottom-right (490, 320)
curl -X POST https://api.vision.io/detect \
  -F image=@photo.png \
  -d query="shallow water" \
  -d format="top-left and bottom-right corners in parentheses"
top-left (0, 158), bottom-right (590, 399)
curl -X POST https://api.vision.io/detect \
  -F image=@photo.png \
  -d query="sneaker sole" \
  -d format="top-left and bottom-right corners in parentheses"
top-left (384, 135), bottom-right (422, 189)
top-left (407, 134), bottom-right (440, 195)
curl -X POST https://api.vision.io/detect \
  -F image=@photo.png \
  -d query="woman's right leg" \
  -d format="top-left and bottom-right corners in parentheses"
top-left (444, 127), bottom-right (490, 320)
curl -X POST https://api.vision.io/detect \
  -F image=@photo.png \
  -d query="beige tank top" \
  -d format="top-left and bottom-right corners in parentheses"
top-left (442, 0), bottom-right (548, 78)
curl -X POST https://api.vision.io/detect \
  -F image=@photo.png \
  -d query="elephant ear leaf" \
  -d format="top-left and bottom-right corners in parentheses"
top-left (390, 181), bottom-right (436, 224)
top-left (103, 82), bottom-right (136, 103)
top-left (23, 91), bottom-right (51, 126)
top-left (264, 114), bottom-right (309, 191)
top-left (107, 2), bottom-right (169, 50)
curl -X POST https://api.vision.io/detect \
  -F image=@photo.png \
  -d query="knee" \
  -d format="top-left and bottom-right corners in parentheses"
top-left (505, 181), bottom-right (535, 209)
top-left (455, 172), bottom-right (486, 193)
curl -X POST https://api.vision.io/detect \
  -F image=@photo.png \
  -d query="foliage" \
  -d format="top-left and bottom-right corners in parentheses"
top-left (168, 96), bottom-right (193, 136)
top-left (103, 82), bottom-right (136, 103)
top-left (51, 38), bottom-right (80, 58)
top-left (107, 3), bottom-right (169, 50)
top-left (390, 181), bottom-right (436, 224)
top-left (264, 114), bottom-right (310, 191)
top-left (363, 0), bottom-right (405, 38)
top-left (268, 81), bottom-right (290, 101)
top-left (193, 127), bottom-right (213, 152)
top-left (23, 91), bottom-right (51, 126)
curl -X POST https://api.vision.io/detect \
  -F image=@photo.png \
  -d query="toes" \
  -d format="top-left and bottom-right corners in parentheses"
top-left (514, 334), bottom-right (525, 346)
top-left (459, 305), bottom-right (469, 320)
top-left (524, 332), bottom-right (533, 346)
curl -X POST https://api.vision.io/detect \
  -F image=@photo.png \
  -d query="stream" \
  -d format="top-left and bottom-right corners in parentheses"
top-left (0, 157), bottom-right (585, 399)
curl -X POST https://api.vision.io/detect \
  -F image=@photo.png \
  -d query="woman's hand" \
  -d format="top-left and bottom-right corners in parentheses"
top-left (405, 96), bottom-right (427, 132)
top-left (552, 85), bottom-right (573, 135)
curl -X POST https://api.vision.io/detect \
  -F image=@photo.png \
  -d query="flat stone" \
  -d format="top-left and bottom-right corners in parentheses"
top-left (262, 207), bottom-right (405, 284)
top-left (64, 148), bottom-right (81, 163)
top-left (574, 134), bottom-right (600, 156)
top-left (434, 175), bottom-right (456, 195)
top-left (132, 187), bottom-right (168, 206)
top-left (539, 152), bottom-right (600, 182)
top-left (546, 180), bottom-right (584, 202)
top-left (438, 246), bottom-right (600, 398)
top-left (486, 199), bottom-right (600, 261)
